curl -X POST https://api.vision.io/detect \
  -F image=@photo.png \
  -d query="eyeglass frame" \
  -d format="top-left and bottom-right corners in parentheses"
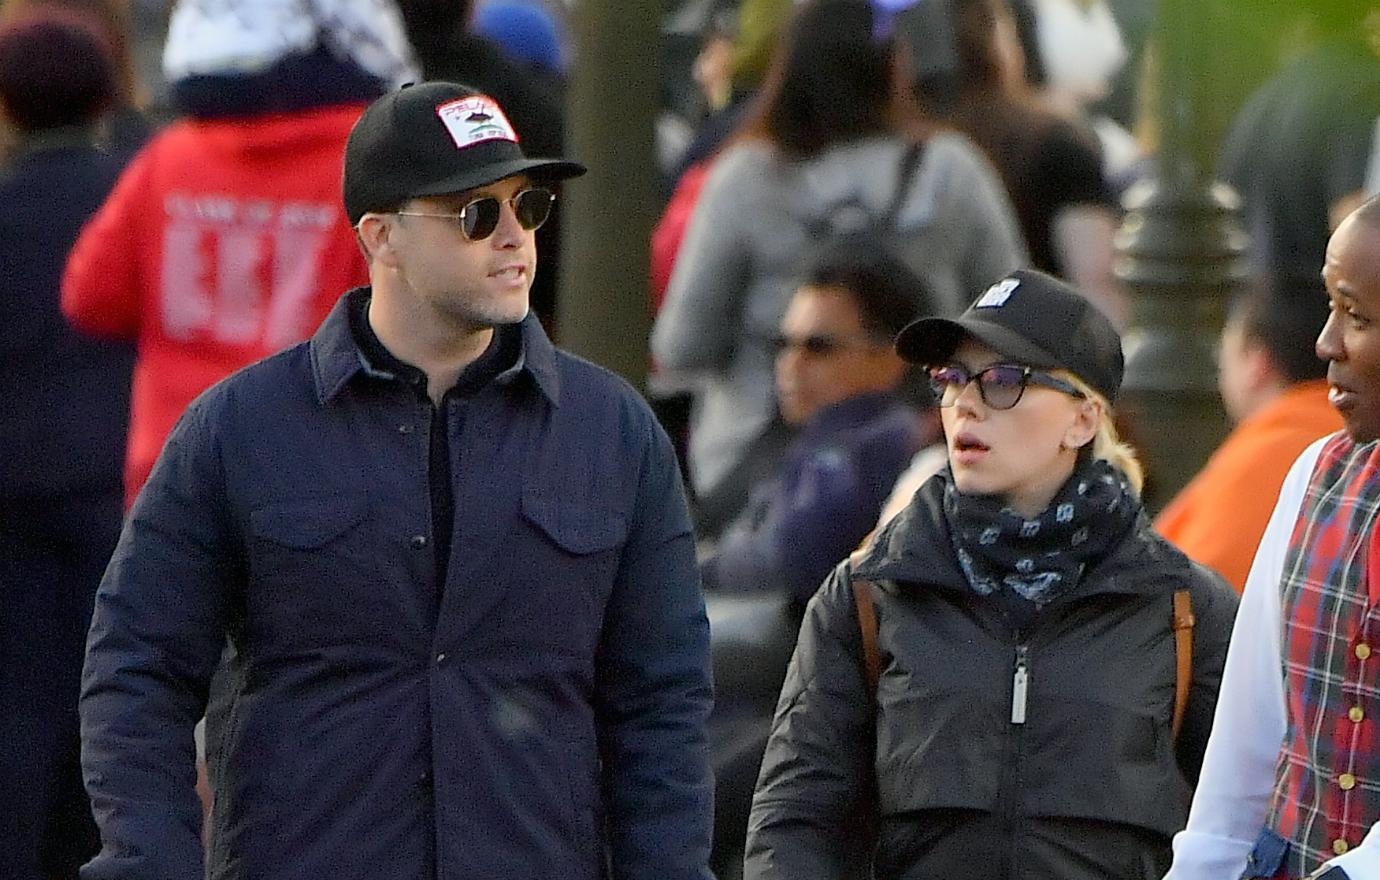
top-left (926, 362), bottom-right (1085, 410)
top-left (390, 186), bottom-right (556, 241)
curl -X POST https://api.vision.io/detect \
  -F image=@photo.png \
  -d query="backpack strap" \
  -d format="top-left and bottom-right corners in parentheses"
top-left (1171, 589), bottom-right (1195, 740)
top-left (849, 555), bottom-right (1197, 741)
top-left (880, 140), bottom-right (927, 231)
top-left (848, 547), bottom-right (882, 694)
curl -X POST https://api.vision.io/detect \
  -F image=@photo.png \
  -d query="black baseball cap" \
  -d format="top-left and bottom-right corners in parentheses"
top-left (895, 268), bottom-right (1125, 403)
top-left (343, 81), bottom-right (585, 224)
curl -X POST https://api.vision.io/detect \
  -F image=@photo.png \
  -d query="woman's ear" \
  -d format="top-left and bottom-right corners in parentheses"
top-left (1063, 395), bottom-right (1102, 451)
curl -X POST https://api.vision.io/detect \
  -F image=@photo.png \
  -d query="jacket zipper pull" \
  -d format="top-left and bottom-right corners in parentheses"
top-left (1011, 645), bottom-right (1029, 725)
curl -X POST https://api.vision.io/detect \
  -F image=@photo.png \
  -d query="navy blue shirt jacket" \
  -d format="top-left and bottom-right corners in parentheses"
top-left (79, 289), bottom-right (715, 880)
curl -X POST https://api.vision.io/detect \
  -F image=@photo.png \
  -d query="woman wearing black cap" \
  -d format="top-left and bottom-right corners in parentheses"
top-left (743, 269), bottom-right (1238, 880)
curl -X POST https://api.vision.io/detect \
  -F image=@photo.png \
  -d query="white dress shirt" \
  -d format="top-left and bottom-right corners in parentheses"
top-left (1165, 436), bottom-right (1380, 880)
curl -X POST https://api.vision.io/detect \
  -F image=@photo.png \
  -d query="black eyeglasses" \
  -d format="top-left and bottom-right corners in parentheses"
top-left (394, 187), bottom-right (555, 241)
top-left (771, 333), bottom-right (880, 358)
top-left (927, 363), bottom-right (1084, 410)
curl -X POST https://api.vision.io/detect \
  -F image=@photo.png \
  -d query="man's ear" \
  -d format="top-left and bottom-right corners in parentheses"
top-left (1241, 339), bottom-right (1286, 394)
top-left (355, 214), bottom-right (398, 267)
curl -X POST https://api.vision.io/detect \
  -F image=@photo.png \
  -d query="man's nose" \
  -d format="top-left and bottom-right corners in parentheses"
top-left (1317, 308), bottom-right (1344, 362)
top-left (490, 200), bottom-right (526, 246)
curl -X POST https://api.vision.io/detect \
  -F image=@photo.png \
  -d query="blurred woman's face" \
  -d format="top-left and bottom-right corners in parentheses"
top-left (938, 338), bottom-right (1098, 517)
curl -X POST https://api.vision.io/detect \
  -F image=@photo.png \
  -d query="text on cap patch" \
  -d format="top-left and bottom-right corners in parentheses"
top-left (435, 95), bottom-right (519, 149)
top-left (976, 278), bottom-right (1020, 308)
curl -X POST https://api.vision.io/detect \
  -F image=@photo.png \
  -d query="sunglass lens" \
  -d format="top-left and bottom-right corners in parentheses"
top-left (978, 366), bottom-right (1026, 409)
top-left (928, 365), bottom-right (967, 407)
top-left (461, 197), bottom-right (501, 240)
top-left (515, 188), bottom-right (554, 230)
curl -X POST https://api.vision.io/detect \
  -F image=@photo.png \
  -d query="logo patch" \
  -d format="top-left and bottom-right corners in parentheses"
top-left (435, 95), bottom-right (519, 149)
top-left (975, 278), bottom-right (1020, 308)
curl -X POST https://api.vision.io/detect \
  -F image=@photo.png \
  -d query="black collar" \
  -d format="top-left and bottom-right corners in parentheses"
top-left (310, 287), bottom-right (563, 405)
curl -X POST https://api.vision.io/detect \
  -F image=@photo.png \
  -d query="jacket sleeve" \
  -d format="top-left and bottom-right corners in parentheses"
top-left (706, 448), bottom-right (878, 604)
top-left (61, 147), bottom-right (153, 340)
top-left (1173, 561), bottom-right (1240, 784)
top-left (596, 417), bottom-right (715, 880)
top-left (650, 147), bottom-right (753, 374)
top-left (80, 394), bottom-right (238, 880)
top-left (744, 561), bottom-right (875, 880)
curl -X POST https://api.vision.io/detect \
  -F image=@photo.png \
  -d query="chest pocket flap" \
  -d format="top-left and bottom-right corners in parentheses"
top-left (249, 495), bottom-right (368, 549)
top-left (521, 491), bottom-right (628, 555)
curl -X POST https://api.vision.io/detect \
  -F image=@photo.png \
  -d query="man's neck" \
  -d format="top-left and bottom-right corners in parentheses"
top-left (1233, 377), bottom-right (1292, 427)
top-left (367, 293), bottom-right (495, 406)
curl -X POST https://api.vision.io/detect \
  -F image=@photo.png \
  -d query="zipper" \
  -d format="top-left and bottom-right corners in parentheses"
top-left (1011, 645), bottom-right (1029, 724)
top-left (1004, 642), bottom-right (1031, 878)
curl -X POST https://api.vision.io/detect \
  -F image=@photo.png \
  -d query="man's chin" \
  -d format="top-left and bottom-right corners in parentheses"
top-left (1342, 414), bottom-right (1380, 445)
top-left (494, 303), bottom-right (530, 325)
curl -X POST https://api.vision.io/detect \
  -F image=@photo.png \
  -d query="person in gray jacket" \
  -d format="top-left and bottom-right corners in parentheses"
top-left (744, 269), bottom-right (1237, 880)
top-left (650, 0), bottom-right (1025, 503)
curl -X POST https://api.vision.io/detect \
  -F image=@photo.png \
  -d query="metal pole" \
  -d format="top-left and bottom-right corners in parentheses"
top-left (556, 0), bottom-right (661, 390)
top-left (1114, 0), bottom-right (1250, 512)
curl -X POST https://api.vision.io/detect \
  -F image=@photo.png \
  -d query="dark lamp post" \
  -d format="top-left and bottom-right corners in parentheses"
top-left (1114, 0), bottom-right (1251, 512)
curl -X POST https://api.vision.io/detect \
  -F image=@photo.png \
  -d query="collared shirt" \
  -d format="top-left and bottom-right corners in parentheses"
top-left (345, 289), bottom-right (517, 588)
top-left (1165, 436), bottom-right (1380, 880)
top-left (80, 289), bottom-right (714, 880)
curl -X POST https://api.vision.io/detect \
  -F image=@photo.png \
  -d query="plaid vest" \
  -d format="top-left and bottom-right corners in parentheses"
top-left (1264, 434), bottom-right (1380, 878)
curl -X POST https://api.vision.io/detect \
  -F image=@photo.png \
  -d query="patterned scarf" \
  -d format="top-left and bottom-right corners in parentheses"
top-left (942, 457), bottom-right (1139, 606)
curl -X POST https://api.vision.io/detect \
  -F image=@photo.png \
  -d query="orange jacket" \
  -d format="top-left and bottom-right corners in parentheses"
top-left (1155, 381), bottom-right (1342, 592)
top-left (62, 103), bottom-right (370, 504)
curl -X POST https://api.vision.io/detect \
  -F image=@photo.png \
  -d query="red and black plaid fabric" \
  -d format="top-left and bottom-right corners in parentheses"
top-left (1264, 434), bottom-right (1380, 878)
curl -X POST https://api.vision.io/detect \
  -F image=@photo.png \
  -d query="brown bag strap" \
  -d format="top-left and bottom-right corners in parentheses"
top-left (848, 548), bottom-right (882, 694)
top-left (1172, 589), bottom-right (1195, 740)
top-left (852, 576), bottom-right (881, 694)
top-left (848, 556), bottom-right (1196, 738)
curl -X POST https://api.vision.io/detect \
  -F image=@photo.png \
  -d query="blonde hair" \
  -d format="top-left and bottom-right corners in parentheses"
top-left (1054, 370), bottom-right (1144, 495)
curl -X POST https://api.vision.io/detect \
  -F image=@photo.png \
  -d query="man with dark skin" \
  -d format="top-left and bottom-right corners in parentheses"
top-left (1166, 196), bottom-right (1380, 880)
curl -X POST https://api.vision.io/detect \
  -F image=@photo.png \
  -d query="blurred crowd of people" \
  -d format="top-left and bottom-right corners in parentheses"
top-left (5, 0), bottom-right (1380, 877)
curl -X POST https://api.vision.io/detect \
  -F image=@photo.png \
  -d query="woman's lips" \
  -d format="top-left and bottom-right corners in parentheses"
top-left (951, 432), bottom-right (989, 465)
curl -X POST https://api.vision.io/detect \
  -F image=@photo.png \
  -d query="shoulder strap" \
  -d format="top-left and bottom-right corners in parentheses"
top-left (849, 556), bottom-right (1196, 734)
top-left (852, 576), bottom-right (881, 694)
top-left (1171, 589), bottom-right (1195, 740)
top-left (848, 547), bottom-right (882, 694)
top-left (880, 140), bottom-right (927, 231)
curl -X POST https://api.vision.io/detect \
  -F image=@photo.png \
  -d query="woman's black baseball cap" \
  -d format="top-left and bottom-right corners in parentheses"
top-left (894, 268), bottom-right (1125, 403)
top-left (343, 80), bottom-right (585, 224)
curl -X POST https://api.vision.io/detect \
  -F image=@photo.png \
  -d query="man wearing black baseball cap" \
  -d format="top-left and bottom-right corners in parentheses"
top-left (80, 82), bottom-right (715, 880)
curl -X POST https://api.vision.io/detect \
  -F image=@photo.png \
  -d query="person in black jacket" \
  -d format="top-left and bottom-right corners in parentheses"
top-left (744, 268), bottom-right (1238, 880)
top-left (0, 13), bottom-right (134, 879)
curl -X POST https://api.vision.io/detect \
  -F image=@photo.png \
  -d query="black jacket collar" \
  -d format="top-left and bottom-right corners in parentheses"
top-left (310, 287), bottom-right (563, 406)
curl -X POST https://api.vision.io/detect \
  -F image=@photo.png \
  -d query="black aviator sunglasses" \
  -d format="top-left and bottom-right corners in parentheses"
top-left (393, 187), bottom-right (555, 242)
top-left (927, 363), bottom-right (1084, 410)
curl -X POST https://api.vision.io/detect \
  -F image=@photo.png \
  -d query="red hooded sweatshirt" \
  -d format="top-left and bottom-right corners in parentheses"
top-left (63, 103), bottom-right (371, 504)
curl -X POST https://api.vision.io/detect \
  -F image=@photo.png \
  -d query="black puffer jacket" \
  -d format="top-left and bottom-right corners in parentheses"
top-left (744, 476), bottom-right (1238, 880)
